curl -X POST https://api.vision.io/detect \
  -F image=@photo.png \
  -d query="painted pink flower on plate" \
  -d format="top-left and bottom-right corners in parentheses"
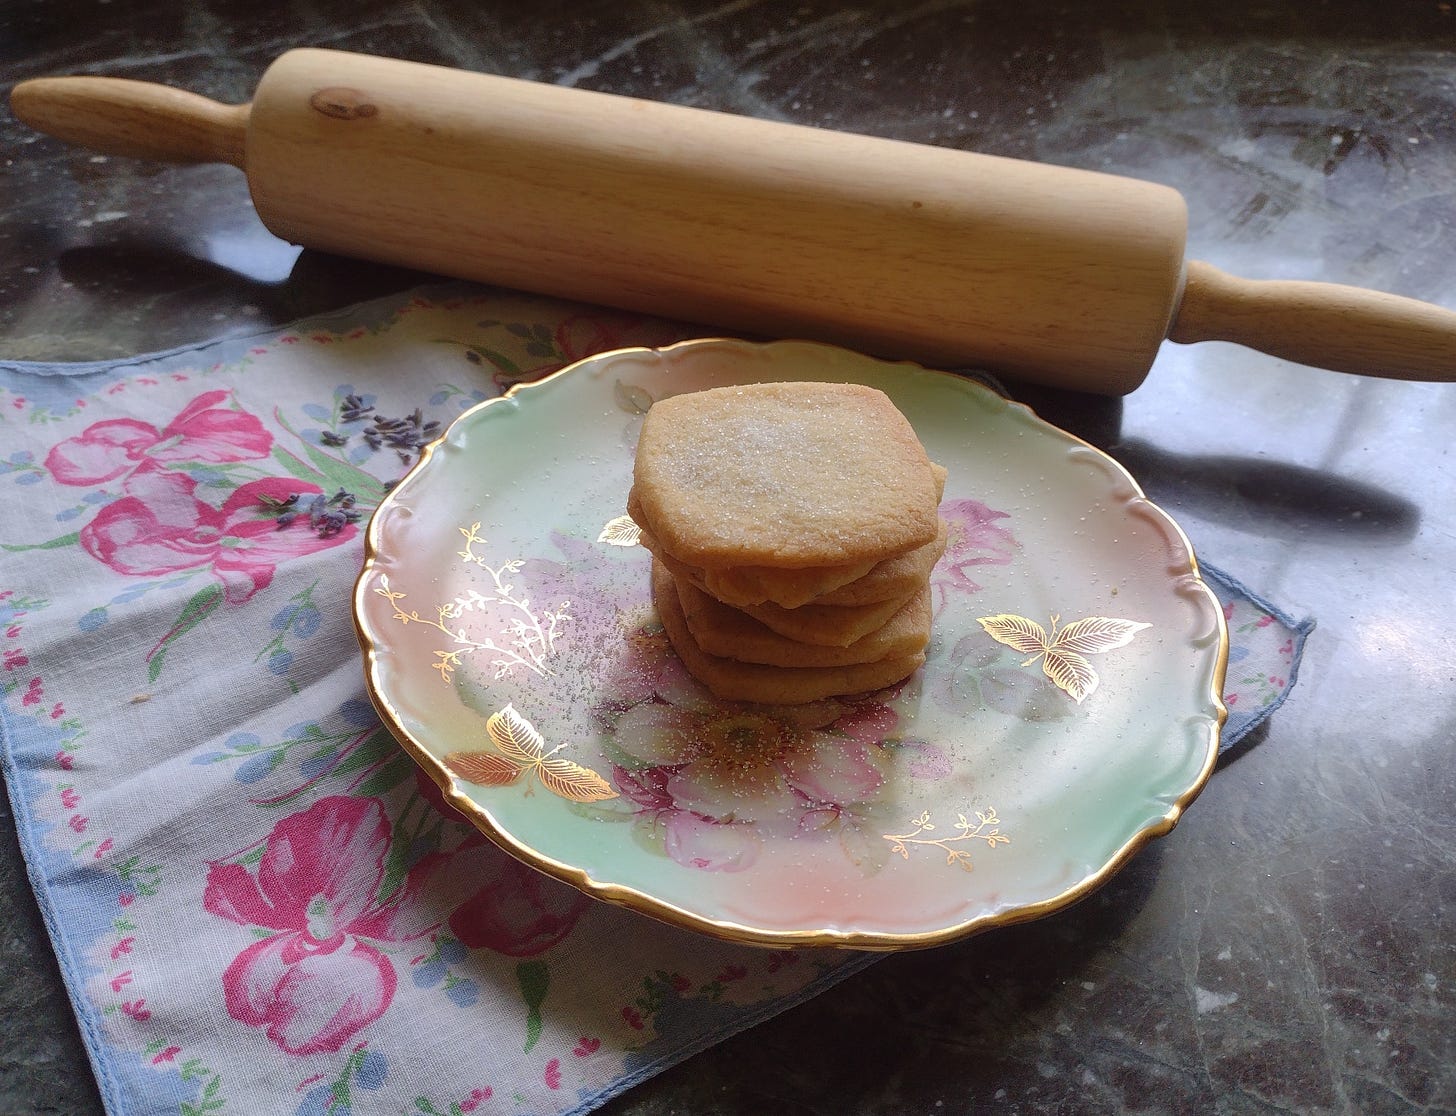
top-left (606, 635), bottom-right (902, 872)
top-left (45, 389), bottom-right (272, 486)
top-left (203, 796), bottom-right (439, 1056)
top-left (79, 467), bottom-right (353, 602)
top-left (932, 498), bottom-right (1019, 606)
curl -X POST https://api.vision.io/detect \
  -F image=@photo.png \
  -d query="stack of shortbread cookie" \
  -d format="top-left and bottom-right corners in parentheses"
top-left (629, 381), bottom-right (946, 704)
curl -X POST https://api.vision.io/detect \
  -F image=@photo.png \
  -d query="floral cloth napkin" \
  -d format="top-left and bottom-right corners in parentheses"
top-left (0, 285), bottom-right (1310, 1116)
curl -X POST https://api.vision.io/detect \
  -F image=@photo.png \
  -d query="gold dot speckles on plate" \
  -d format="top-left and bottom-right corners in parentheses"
top-left (977, 613), bottom-right (1151, 704)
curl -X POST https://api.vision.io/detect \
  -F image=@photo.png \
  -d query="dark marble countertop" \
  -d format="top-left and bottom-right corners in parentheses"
top-left (3, 3), bottom-right (1454, 1113)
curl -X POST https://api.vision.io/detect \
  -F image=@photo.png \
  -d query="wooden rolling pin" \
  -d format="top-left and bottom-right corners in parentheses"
top-left (11, 48), bottom-right (1456, 393)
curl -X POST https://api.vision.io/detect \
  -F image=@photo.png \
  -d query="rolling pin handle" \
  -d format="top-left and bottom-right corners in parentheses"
top-left (1170, 259), bottom-right (1456, 382)
top-left (9, 76), bottom-right (249, 168)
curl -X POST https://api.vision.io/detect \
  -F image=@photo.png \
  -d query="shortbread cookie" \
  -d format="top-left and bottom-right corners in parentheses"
top-left (652, 563), bottom-right (926, 703)
top-left (629, 464), bottom-right (947, 610)
top-left (670, 561), bottom-right (931, 666)
top-left (642, 515), bottom-right (948, 613)
top-left (804, 517), bottom-right (950, 607)
top-left (632, 382), bottom-right (940, 569)
top-left (630, 506), bottom-right (872, 608)
top-left (736, 586), bottom-right (919, 647)
top-left (642, 548), bottom-right (873, 618)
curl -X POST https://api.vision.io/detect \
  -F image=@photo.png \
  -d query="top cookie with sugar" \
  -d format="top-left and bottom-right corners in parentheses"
top-left (631, 381), bottom-right (940, 569)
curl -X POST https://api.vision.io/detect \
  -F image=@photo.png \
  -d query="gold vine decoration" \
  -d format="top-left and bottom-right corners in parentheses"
top-left (375, 522), bottom-right (570, 683)
top-left (883, 808), bottom-right (1009, 871)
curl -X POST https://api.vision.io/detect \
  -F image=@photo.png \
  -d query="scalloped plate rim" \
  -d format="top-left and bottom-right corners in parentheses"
top-left (352, 337), bottom-right (1228, 951)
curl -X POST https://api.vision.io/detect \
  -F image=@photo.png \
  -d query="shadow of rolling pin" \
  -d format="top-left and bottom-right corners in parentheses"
top-left (11, 48), bottom-right (1456, 392)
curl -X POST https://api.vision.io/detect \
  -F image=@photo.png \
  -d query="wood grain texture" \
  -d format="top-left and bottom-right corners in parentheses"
top-left (1171, 260), bottom-right (1456, 380)
top-left (10, 77), bottom-right (248, 167)
top-left (246, 49), bottom-right (1189, 393)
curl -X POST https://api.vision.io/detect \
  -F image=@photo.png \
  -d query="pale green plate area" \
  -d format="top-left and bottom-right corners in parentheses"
top-left (354, 339), bottom-right (1227, 950)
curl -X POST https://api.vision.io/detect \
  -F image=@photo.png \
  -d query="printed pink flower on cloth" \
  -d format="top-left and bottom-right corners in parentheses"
top-left (448, 854), bottom-right (591, 957)
top-left (411, 770), bottom-right (593, 956)
top-left (204, 796), bottom-right (440, 1056)
top-left (45, 389), bottom-right (272, 485)
top-left (549, 313), bottom-right (685, 370)
top-left (79, 467), bottom-right (353, 602)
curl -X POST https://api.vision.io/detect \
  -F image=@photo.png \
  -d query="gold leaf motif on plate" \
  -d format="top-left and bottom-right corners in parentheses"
top-left (597, 515), bottom-right (642, 547)
top-left (977, 612), bottom-right (1150, 703)
top-left (445, 703), bottom-right (617, 803)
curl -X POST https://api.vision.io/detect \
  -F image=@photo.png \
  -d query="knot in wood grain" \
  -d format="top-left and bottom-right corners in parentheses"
top-left (308, 86), bottom-right (378, 120)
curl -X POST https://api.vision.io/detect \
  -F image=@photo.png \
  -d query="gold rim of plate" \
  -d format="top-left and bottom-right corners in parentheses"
top-left (351, 338), bottom-right (1229, 951)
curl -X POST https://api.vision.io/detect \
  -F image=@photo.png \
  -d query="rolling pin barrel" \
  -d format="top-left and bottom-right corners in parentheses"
top-left (243, 49), bottom-right (1189, 394)
top-left (11, 48), bottom-right (1456, 390)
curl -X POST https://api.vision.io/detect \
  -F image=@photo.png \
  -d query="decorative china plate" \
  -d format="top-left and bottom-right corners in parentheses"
top-left (353, 340), bottom-right (1227, 950)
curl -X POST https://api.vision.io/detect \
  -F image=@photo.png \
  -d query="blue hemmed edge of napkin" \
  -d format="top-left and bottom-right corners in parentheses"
top-left (575, 957), bottom-right (882, 1115)
top-left (1199, 562), bottom-right (1315, 755)
top-left (0, 705), bottom-right (137, 1114)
